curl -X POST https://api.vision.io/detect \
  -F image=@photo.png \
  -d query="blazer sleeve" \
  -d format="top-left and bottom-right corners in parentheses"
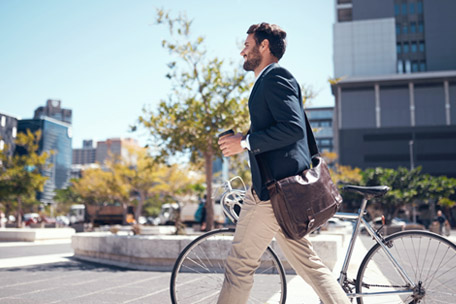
top-left (248, 71), bottom-right (306, 155)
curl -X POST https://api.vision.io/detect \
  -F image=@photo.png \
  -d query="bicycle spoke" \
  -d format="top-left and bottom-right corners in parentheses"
top-left (171, 228), bottom-right (286, 304)
top-left (356, 231), bottom-right (456, 304)
top-left (407, 235), bottom-right (420, 280)
top-left (424, 246), bottom-right (456, 288)
top-left (419, 235), bottom-right (432, 281)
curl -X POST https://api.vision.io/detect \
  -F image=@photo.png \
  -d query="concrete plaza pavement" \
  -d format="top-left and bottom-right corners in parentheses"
top-left (0, 229), bottom-right (363, 304)
top-left (0, 229), bottom-right (455, 303)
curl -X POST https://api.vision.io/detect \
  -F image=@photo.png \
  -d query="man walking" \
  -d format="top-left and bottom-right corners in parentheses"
top-left (217, 23), bottom-right (350, 304)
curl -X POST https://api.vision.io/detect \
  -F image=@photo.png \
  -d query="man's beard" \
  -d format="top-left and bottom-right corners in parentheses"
top-left (243, 46), bottom-right (262, 71)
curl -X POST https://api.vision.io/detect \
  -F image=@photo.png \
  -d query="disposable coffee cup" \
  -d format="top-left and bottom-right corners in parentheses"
top-left (218, 129), bottom-right (235, 139)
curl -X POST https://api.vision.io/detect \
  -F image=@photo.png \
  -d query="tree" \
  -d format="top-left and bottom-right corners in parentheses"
top-left (66, 147), bottom-right (204, 226)
top-left (136, 9), bottom-right (251, 230)
top-left (0, 130), bottom-right (52, 227)
top-left (53, 179), bottom-right (84, 215)
top-left (122, 146), bottom-right (204, 222)
top-left (415, 173), bottom-right (456, 223)
top-left (361, 166), bottom-right (422, 222)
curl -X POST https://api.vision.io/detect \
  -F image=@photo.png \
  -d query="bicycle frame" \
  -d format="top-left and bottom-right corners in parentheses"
top-left (334, 197), bottom-right (416, 299)
top-left (218, 177), bottom-right (419, 300)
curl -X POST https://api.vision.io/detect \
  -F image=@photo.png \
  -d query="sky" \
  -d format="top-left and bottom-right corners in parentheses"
top-left (0, 0), bottom-right (336, 148)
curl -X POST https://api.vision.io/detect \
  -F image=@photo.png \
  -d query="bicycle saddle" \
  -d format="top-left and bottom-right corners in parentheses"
top-left (342, 185), bottom-right (389, 198)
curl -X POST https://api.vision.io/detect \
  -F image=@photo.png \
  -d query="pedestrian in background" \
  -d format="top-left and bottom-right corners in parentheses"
top-left (194, 195), bottom-right (207, 231)
top-left (435, 210), bottom-right (448, 236)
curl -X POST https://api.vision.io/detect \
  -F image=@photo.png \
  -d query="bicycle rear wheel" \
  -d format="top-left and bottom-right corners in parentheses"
top-left (170, 228), bottom-right (287, 304)
top-left (356, 230), bottom-right (456, 303)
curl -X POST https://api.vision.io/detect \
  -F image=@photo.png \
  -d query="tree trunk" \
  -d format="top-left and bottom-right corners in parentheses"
top-left (16, 197), bottom-right (22, 228)
top-left (204, 149), bottom-right (214, 231)
top-left (122, 202), bottom-right (128, 225)
top-left (135, 191), bottom-right (146, 221)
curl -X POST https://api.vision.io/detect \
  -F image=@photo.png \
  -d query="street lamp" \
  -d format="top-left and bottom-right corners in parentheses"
top-left (409, 140), bottom-right (417, 223)
top-left (409, 140), bottom-right (415, 170)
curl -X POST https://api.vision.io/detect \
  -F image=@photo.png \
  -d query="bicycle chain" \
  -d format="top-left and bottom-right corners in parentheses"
top-left (362, 283), bottom-right (409, 288)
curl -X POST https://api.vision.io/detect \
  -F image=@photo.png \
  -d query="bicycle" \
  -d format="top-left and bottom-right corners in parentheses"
top-left (170, 177), bottom-right (456, 303)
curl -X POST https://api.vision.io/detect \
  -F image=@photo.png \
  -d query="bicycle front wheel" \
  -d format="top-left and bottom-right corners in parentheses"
top-left (356, 230), bottom-right (456, 304)
top-left (170, 228), bottom-right (287, 304)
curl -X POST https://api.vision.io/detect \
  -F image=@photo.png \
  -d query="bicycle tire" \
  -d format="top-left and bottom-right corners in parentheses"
top-left (355, 230), bottom-right (456, 304)
top-left (170, 228), bottom-right (287, 304)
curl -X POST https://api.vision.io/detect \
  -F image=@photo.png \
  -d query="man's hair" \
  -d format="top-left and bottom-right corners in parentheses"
top-left (247, 23), bottom-right (287, 60)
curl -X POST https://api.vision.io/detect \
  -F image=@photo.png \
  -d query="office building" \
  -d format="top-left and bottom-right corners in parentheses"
top-left (34, 99), bottom-right (72, 124)
top-left (95, 138), bottom-right (139, 165)
top-left (331, 0), bottom-right (456, 177)
top-left (0, 112), bottom-right (18, 157)
top-left (73, 140), bottom-right (96, 165)
top-left (17, 117), bottom-right (72, 204)
top-left (306, 107), bottom-right (335, 153)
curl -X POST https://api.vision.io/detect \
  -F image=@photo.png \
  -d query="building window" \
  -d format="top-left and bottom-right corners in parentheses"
top-left (320, 121), bottom-right (332, 127)
top-left (337, 8), bottom-right (352, 22)
top-left (12, 127), bottom-right (17, 138)
top-left (419, 41), bottom-right (425, 52)
top-left (0, 140), bottom-right (4, 151)
top-left (411, 42), bottom-right (417, 53)
top-left (396, 24), bottom-right (401, 35)
top-left (409, 3), bottom-right (415, 14)
top-left (405, 60), bottom-right (411, 73)
top-left (0, 116), bottom-right (5, 127)
top-left (337, 0), bottom-right (352, 4)
top-left (403, 43), bottom-right (409, 53)
top-left (321, 139), bottom-right (332, 146)
top-left (395, 4), bottom-right (400, 16)
top-left (410, 22), bottom-right (416, 33)
top-left (417, 1), bottom-right (423, 14)
top-left (402, 3), bottom-right (408, 15)
top-left (402, 24), bottom-right (408, 34)
top-left (397, 44), bottom-right (402, 54)
top-left (412, 61), bottom-right (419, 72)
top-left (397, 60), bottom-right (404, 73)
top-left (418, 22), bottom-right (424, 33)
top-left (420, 61), bottom-right (426, 71)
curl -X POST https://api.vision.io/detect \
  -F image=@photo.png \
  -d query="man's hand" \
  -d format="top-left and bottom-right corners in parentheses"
top-left (218, 133), bottom-right (245, 157)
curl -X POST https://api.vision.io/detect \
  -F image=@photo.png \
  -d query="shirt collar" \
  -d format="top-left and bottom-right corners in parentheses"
top-left (254, 63), bottom-right (276, 84)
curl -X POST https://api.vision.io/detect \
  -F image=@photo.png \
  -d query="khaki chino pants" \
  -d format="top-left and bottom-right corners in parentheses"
top-left (217, 188), bottom-right (350, 304)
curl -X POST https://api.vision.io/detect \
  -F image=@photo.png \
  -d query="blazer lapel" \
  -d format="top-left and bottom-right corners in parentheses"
top-left (248, 63), bottom-right (277, 104)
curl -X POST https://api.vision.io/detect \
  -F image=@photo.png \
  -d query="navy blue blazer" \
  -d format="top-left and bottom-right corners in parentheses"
top-left (247, 63), bottom-right (312, 201)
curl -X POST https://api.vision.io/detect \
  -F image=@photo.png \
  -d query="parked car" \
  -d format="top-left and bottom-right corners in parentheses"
top-left (56, 215), bottom-right (70, 226)
top-left (360, 217), bottom-right (407, 234)
top-left (158, 203), bottom-right (180, 225)
top-left (23, 213), bottom-right (56, 226)
top-left (370, 217), bottom-right (406, 228)
top-left (23, 213), bottom-right (40, 226)
top-left (324, 217), bottom-right (353, 232)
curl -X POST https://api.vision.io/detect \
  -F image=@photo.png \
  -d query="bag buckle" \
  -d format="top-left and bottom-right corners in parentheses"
top-left (308, 218), bottom-right (315, 229)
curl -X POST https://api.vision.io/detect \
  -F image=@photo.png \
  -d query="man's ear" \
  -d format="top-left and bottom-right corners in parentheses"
top-left (260, 39), bottom-right (270, 53)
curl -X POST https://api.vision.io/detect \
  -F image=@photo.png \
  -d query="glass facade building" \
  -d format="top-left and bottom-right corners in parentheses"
top-left (17, 117), bottom-right (72, 204)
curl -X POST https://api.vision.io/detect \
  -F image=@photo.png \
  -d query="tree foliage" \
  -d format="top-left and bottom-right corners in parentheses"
top-left (323, 151), bottom-right (362, 186)
top-left (62, 146), bottom-right (204, 222)
top-left (53, 180), bottom-right (84, 215)
top-left (361, 166), bottom-right (456, 222)
top-left (0, 130), bottom-right (52, 226)
top-left (135, 9), bottom-right (251, 230)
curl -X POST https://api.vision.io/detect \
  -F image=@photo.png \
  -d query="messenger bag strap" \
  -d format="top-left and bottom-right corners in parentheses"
top-left (256, 110), bottom-right (320, 185)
